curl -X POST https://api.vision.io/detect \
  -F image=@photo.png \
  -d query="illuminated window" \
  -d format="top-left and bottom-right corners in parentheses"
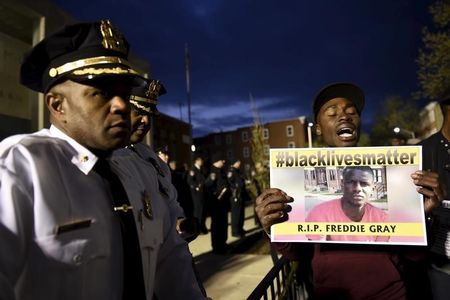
top-left (286, 125), bottom-right (294, 137)
top-left (263, 128), bottom-right (269, 140)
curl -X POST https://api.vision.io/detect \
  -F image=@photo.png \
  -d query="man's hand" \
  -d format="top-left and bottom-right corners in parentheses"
top-left (411, 170), bottom-right (445, 213)
top-left (255, 188), bottom-right (293, 235)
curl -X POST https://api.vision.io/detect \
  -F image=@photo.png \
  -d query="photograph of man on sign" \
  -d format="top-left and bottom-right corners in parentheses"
top-left (306, 166), bottom-right (389, 242)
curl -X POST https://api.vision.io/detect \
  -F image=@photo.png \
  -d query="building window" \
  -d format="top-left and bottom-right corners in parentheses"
top-left (226, 134), bottom-right (232, 144)
top-left (330, 170), bottom-right (336, 181)
top-left (242, 131), bottom-right (249, 142)
top-left (288, 141), bottom-right (295, 148)
top-left (263, 128), bottom-right (269, 140)
top-left (243, 146), bottom-right (250, 158)
top-left (214, 135), bottom-right (221, 145)
top-left (286, 125), bottom-right (294, 137)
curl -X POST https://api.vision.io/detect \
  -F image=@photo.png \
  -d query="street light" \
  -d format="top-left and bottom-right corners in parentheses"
top-left (307, 122), bottom-right (314, 148)
top-left (393, 127), bottom-right (415, 139)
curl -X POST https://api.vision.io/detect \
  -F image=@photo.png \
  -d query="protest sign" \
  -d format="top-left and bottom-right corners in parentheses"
top-left (270, 146), bottom-right (427, 246)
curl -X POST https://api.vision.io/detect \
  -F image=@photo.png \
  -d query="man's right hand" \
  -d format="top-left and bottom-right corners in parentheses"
top-left (255, 188), bottom-right (293, 235)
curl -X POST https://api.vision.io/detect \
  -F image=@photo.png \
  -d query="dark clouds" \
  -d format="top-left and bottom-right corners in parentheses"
top-left (52, 0), bottom-right (432, 136)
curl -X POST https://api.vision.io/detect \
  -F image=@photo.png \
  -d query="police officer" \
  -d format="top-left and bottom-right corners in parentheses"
top-left (0, 20), bottom-right (205, 300)
top-left (169, 159), bottom-right (194, 219)
top-left (205, 154), bottom-right (230, 254)
top-left (156, 145), bottom-right (169, 163)
top-left (121, 78), bottom-right (206, 295)
top-left (228, 159), bottom-right (246, 237)
top-left (124, 79), bottom-right (185, 222)
top-left (188, 155), bottom-right (208, 234)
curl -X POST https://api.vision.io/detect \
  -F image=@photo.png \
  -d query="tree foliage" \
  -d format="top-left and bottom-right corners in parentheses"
top-left (247, 95), bottom-right (269, 197)
top-left (251, 121), bottom-right (266, 169)
top-left (416, 0), bottom-right (450, 100)
top-left (370, 96), bottom-right (420, 145)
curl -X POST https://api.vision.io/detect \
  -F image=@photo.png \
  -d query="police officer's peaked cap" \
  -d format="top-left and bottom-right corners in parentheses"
top-left (211, 153), bottom-right (225, 163)
top-left (156, 145), bottom-right (169, 155)
top-left (129, 79), bottom-right (167, 115)
top-left (20, 19), bottom-right (144, 93)
top-left (313, 82), bottom-right (365, 122)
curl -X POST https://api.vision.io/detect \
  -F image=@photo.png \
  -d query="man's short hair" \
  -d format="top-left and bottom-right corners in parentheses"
top-left (342, 166), bottom-right (374, 182)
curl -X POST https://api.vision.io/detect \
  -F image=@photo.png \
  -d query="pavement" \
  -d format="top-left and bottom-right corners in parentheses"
top-left (188, 204), bottom-right (275, 300)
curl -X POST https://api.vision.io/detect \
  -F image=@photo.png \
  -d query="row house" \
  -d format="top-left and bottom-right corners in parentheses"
top-left (193, 116), bottom-right (309, 173)
top-left (304, 166), bottom-right (387, 200)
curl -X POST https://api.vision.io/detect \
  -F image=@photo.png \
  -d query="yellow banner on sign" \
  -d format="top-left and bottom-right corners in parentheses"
top-left (272, 222), bottom-right (424, 237)
top-left (270, 146), bottom-right (421, 168)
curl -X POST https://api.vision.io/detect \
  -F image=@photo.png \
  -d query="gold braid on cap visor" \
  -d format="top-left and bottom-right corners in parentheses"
top-left (130, 99), bottom-right (157, 114)
top-left (129, 95), bottom-right (157, 105)
top-left (48, 56), bottom-right (139, 77)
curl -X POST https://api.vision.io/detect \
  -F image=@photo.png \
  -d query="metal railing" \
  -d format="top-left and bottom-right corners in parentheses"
top-left (247, 256), bottom-right (309, 300)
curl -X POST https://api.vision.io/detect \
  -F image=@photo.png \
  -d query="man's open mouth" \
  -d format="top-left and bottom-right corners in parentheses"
top-left (337, 127), bottom-right (355, 139)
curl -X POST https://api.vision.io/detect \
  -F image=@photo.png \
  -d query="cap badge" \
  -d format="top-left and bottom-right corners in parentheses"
top-left (100, 20), bottom-right (127, 54)
top-left (141, 190), bottom-right (153, 219)
top-left (145, 80), bottom-right (162, 100)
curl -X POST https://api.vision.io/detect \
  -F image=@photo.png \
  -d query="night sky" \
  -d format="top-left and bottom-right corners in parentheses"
top-left (51, 0), bottom-right (432, 137)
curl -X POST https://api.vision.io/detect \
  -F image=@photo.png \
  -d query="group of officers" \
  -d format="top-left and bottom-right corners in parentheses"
top-left (158, 150), bottom-right (249, 254)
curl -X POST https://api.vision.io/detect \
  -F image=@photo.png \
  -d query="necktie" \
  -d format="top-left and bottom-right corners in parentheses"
top-left (94, 158), bottom-right (146, 300)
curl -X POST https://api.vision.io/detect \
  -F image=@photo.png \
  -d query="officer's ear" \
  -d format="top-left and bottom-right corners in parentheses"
top-left (46, 92), bottom-right (64, 113)
top-left (45, 91), bottom-right (67, 124)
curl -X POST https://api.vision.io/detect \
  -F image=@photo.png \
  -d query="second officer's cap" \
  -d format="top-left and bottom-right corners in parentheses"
top-left (20, 19), bottom-right (144, 93)
top-left (129, 79), bottom-right (167, 115)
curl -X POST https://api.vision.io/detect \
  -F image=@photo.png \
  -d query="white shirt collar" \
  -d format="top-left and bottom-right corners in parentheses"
top-left (49, 125), bottom-right (98, 175)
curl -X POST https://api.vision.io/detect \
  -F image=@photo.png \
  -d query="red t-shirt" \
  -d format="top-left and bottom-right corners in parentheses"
top-left (305, 198), bottom-right (388, 242)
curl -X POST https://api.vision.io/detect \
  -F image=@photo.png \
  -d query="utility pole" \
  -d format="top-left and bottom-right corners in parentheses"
top-left (185, 43), bottom-right (192, 125)
top-left (185, 43), bottom-right (193, 167)
top-left (178, 102), bottom-right (183, 121)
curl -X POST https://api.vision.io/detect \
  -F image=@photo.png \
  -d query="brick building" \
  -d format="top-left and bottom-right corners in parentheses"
top-left (193, 116), bottom-right (309, 173)
top-left (151, 113), bottom-right (192, 168)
